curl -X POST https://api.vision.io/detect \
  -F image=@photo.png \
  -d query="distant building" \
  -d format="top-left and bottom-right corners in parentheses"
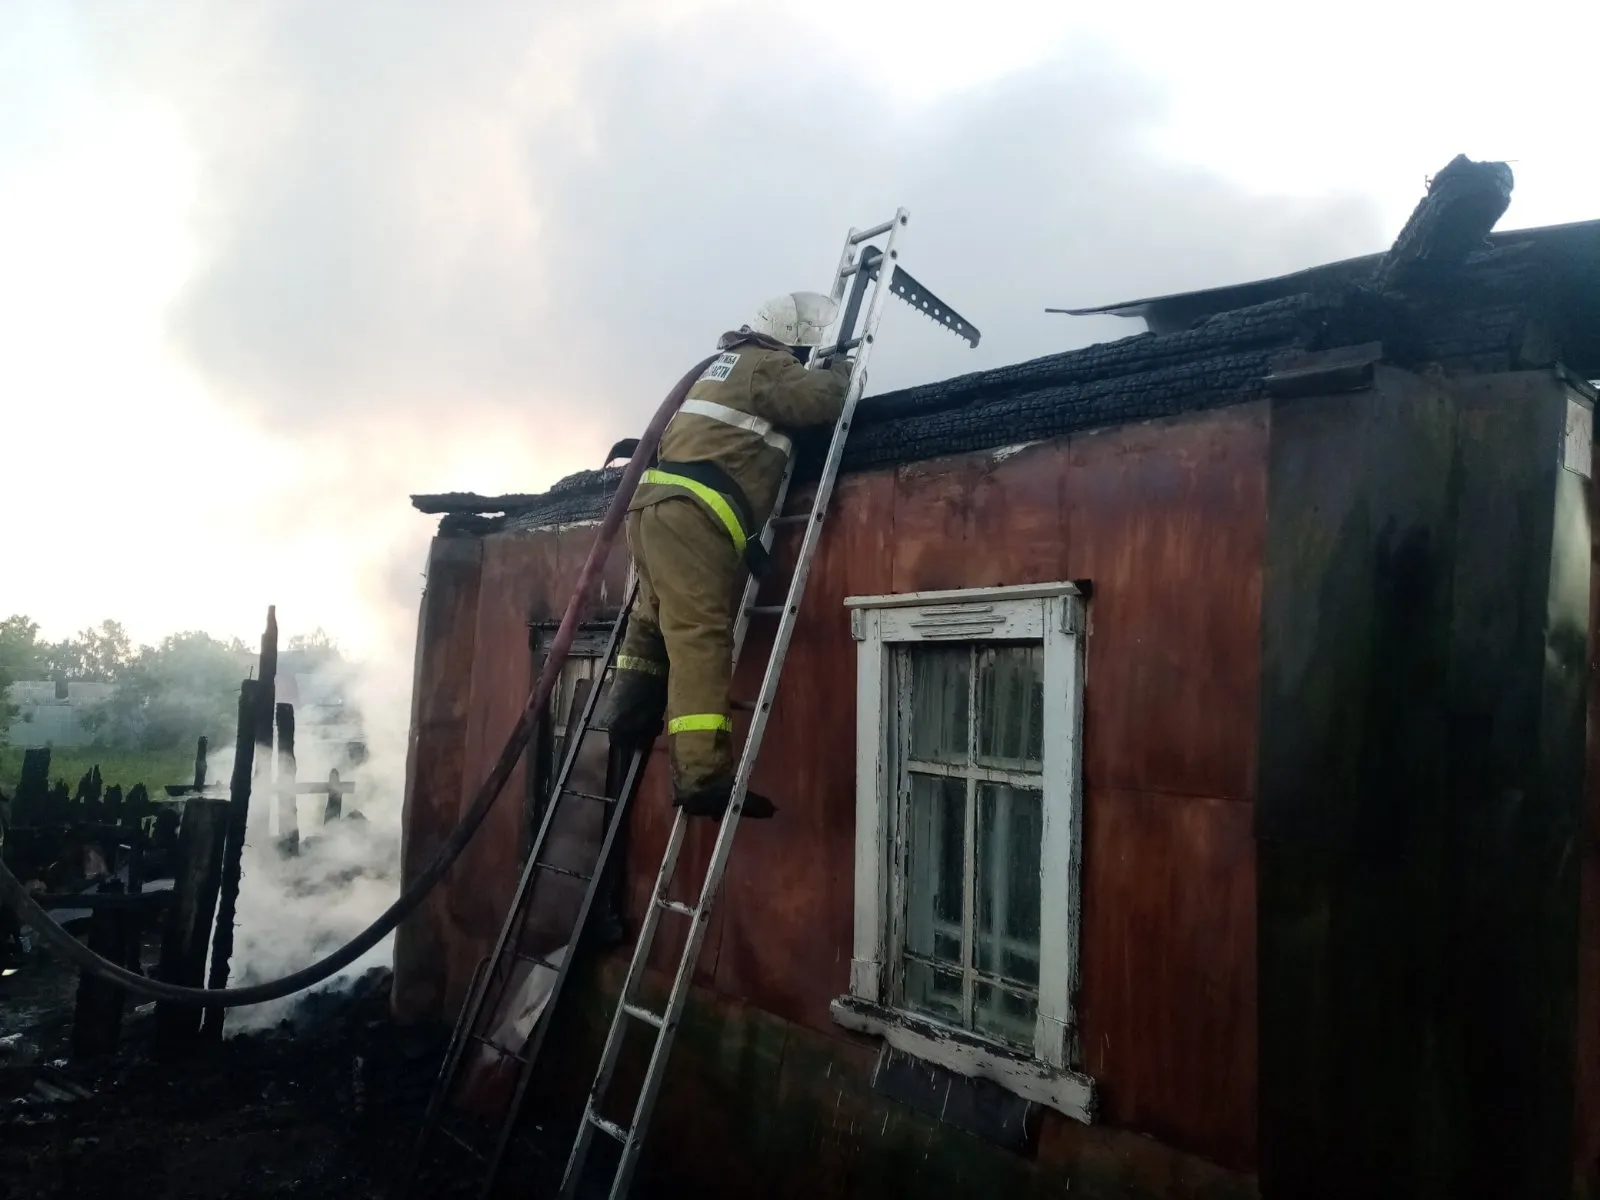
top-left (3, 680), bottom-right (116, 748)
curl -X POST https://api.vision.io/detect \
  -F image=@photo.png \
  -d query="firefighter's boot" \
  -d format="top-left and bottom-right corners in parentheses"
top-left (672, 772), bottom-right (778, 821)
top-left (596, 664), bottom-right (667, 741)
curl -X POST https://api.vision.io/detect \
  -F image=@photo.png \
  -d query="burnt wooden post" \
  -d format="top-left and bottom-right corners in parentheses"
top-left (253, 606), bottom-right (278, 838)
top-left (324, 768), bottom-right (343, 822)
top-left (275, 702), bottom-right (298, 856)
top-left (124, 783), bottom-right (151, 841)
top-left (123, 815), bottom-right (145, 972)
top-left (72, 881), bottom-right (128, 1058)
top-left (154, 736), bottom-right (226, 1056)
top-left (201, 677), bottom-right (262, 1040)
top-left (14, 747), bottom-right (50, 826)
top-left (75, 767), bottom-right (104, 826)
top-left (46, 779), bottom-right (69, 825)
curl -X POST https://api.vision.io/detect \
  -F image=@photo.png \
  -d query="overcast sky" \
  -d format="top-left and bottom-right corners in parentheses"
top-left (4, 0), bottom-right (1597, 659)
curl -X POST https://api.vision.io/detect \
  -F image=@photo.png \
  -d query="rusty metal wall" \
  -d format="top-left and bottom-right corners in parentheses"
top-left (392, 533), bottom-right (484, 1024)
top-left (394, 525), bottom-right (630, 1020)
top-left (396, 404), bottom-right (1267, 1172)
top-left (1578, 393), bottom-right (1600, 1194)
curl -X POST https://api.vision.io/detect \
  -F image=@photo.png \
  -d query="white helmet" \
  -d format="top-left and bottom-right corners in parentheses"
top-left (750, 291), bottom-right (838, 348)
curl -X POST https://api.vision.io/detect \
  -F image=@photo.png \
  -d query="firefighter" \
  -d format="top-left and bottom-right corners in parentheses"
top-left (597, 291), bottom-right (854, 820)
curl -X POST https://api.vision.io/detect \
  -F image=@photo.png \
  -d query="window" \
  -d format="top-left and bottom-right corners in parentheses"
top-left (899, 641), bottom-right (1046, 1048)
top-left (525, 622), bottom-right (613, 841)
top-left (832, 583), bottom-right (1095, 1123)
top-left (523, 620), bottom-right (628, 944)
top-left (550, 654), bottom-right (603, 772)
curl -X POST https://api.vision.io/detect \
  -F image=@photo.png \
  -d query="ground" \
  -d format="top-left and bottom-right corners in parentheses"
top-left (0, 746), bottom-right (195, 797)
top-left (0, 955), bottom-right (616, 1200)
top-left (3, 961), bottom-right (447, 1199)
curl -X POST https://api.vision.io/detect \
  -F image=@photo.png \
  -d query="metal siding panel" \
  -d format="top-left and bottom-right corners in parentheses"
top-left (444, 531), bottom-right (548, 1011)
top-left (710, 471), bottom-right (898, 1029)
top-left (1077, 787), bottom-right (1258, 1171)
top-left (1065, 405), bottom-right (1268, 803)
top-left (1580, 406), bottom-right (1600, 1187)
top-left (889, 441), bottom-right (1071, 594)
top-left (1443, 372), bottom-right (1585, 1199)
top-left (1257, 368), bottom-right (1590, 1199)
top-left (394, 534), bottom-right (484, 1024)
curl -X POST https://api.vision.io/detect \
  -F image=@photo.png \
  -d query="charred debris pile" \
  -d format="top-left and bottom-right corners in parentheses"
top-left (2, 968), bottom-right (468, 1200)
top-left (414, 155), bottom-right (1596, 537)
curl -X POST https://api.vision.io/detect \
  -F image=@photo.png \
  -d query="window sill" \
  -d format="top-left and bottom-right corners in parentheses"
top-left (829, 995), bottom-right (1098, 1125)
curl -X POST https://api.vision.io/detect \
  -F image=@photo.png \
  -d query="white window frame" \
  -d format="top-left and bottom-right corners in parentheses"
top-left (830, 582), bottom-right (1096, 1123)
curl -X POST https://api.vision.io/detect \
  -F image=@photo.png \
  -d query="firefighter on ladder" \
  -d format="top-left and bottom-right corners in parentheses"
top-left (597, 291), bottom-right (853, 820)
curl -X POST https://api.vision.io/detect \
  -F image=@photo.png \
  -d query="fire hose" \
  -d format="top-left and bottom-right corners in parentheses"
top-left (0, 354), bottom-right (718, 1009)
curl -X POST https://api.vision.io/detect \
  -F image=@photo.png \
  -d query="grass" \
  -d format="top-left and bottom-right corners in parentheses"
top-left (0, 745), bottom-right (199, 797)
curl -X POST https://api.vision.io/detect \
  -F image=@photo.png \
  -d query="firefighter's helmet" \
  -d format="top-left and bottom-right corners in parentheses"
top-left (750, 291), bottom-right (838, 348)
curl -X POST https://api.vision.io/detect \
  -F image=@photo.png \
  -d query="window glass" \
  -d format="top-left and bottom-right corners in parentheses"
top-left (551, 658), bottom-right (601, 774)
top-left (898, 642), bottom-right (1046, 1051)
top-left (975, 981), bottom-right (1038, 1047)
top-left (904, 773), bottom-right (965, 971)
top-left (976, 644), bottom-right (1043, 768)
top-left (908, 646), bottom-right (968, 764)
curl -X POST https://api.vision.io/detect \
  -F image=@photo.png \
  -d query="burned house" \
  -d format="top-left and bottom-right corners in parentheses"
top-left (395, 162), bottom-right (1600, 1198)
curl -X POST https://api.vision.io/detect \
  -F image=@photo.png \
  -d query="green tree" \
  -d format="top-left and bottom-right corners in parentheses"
top-left (0, 615), bottom-right (42, 725)
top-left (39, 619), bottom-right (135, 682)
top-left (85, 631), bottom-right (254, 751)
top-left (285, 627), bottom-right (343, 673)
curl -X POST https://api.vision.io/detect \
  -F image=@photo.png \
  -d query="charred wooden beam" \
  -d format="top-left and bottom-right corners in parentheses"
top-left (71, 880), bottom-right (129, 1058)
top-left (37, 889), bottom-right (170, 912)
top-left (323, 769), bottom-right (343, 822)
top-left (275, 702), bottom-right (299, 857)
top-left (201, 677), bottom-right (262, 1040)
top-left (13, 748), bottom-right (50, 827)
top-left (1264, 342), bottom-right (1384, 399)
top-left (194, 735), bottom-right (208, 793)
top-left (409, 491), bottom-right (553, 515)
top-left (252, 607), bottom-right (278, 831)
top-left (154, 738), bottom-right (228, 1057)
top-left (1369, 155), bottom-right (1514, 296)
top-left (292, 779), bottom-right (356, 797)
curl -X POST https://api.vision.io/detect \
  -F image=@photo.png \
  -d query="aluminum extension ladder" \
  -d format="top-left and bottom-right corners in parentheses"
top-left (408, 209), bottom-right (979, 1200)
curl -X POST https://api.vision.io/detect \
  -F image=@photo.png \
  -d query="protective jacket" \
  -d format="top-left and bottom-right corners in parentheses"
top-left (628, 328), bottom-right (852, 573)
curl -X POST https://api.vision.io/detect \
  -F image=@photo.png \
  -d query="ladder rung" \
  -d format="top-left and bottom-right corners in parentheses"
top-left (656, 898), bottom-right (696, 918)
top-left (771, 512), bottom-right (809, 525)
top-left (440, 1124), bottom-right (486, 1160)
top-left (851, 220), bottom-right (896, 244)
top-left (534, 861), bottom-right (592, 883)
top-left (471, 1032), bottom-right (529, 1064)
top-left (589, 1113), bottom-right (631, 1144)
top-left (624, 1003), bottom-right (665, 1029)
top-left (729, 697), bottom-right (756, 711)
top-left (561, 785), bottom-right (613, 805)
top-left (814, 336), bottom-right (863, 358)
top-left (746, 604), bottom-right (788, 617)
top-left (508, 948), bottom-right (559, 971)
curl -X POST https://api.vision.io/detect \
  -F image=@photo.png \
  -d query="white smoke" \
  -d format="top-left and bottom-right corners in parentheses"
top-left (197, 635), bottom-right (417, 1034)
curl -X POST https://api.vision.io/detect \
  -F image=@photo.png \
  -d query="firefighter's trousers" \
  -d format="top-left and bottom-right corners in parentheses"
top-left (613, 496), bottom-right (742, 797)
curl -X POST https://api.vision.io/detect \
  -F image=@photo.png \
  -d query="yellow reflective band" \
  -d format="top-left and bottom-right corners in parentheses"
top-left (642, 469), bottom-right (747, 555)
top-left (667, 713), bottom-right (733, 735)
top-left (615, 655), bottom-right (666, 676)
